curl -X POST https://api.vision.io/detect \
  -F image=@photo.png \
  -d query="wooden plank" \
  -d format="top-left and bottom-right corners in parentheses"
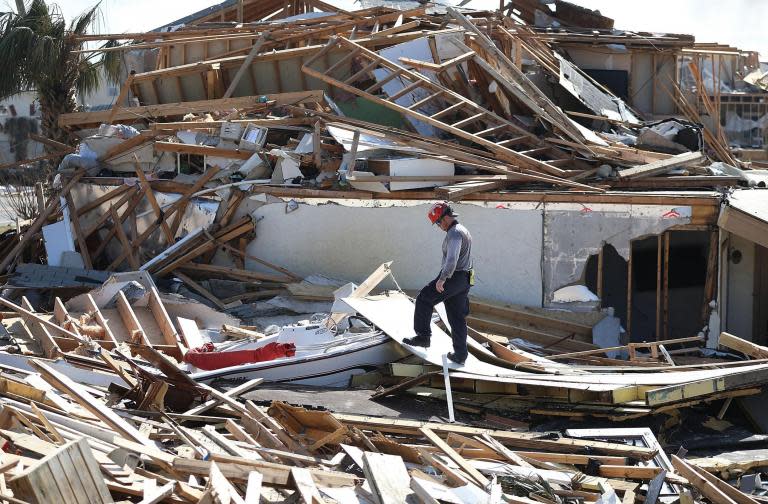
top-left (328, 261), bottom-right (392, 326)
top-left (107, 74), bottom-right (135, 124)
top-left (244, 471), bottom-right (262, 504)
top-left (0, 297), bottom-right (86, 343)
top-left (616, 152), bottom-right (704, 180)
top-left (291, 467), bottom-right (326, 503)
top-left (28, 133), bottom-right (76, 154)
top-left (184, 378), bottom-right (263, 416)
top-left (719, 332), bottom-right (768, 359)
top-left (170, 455), bottom-right (357, 487)
top-left (20, 297), bottom-right (60, 358)
top-left (420, 427), bottom-right (489, 487)
top-left (361, 452), bottom-right (415, 504)
top-left (138, 481), bottom-right (175, 504)
top-left (85, 294), bottom-right (119, 346)
top-left (645, 366), bottom-right (768, 406)
top-left (28, 360), bottom-right (155, 448)
top-left (109, 205), bottom-right (139, 269)
top-left (208, 461), bottom-right (245, 504)
top-left (335, 413), bottom-right (655, 459)
top-left (174, 271), bottom-right (227, 310)
top-left (116, 290), bottom-right (150, 345)
top-left (64, 192), bottom-right (93, 269)
top-left (671, 455), bottom-right (737, 504)
top-left (8, 438), bottom-right (112, 504)
top-left (147, 287), bottom-right (182, 351)
top-left (133, 161), bottom-right (175, 245)
top-left (177, 317), bottom-right (205, 350)
top-left (689, 460), bottom-right (759, 504)
top-left (223, 32), bottom-right (270, 99)
top-left (154, 141), bottom-right (255, 160)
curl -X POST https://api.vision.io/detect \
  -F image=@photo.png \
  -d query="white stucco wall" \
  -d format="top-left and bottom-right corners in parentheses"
top-left (245, 199), bottom-right (545, 305)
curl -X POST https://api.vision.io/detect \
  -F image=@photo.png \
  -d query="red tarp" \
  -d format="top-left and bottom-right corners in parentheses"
top-left (184, 342), bottom-right (296, 370)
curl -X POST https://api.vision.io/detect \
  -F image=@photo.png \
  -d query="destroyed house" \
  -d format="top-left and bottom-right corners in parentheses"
top-left (0, 1), bottom-right (768, 501)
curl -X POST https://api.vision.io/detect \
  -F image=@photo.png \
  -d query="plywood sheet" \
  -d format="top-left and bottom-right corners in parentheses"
top-left (343, 293), bottom-right (524, 376)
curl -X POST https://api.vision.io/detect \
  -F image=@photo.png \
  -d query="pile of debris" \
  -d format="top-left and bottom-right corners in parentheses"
top-left (0, 0), bottom-right (767, 502)
top-left (0, 343), bottom-right (759, 504)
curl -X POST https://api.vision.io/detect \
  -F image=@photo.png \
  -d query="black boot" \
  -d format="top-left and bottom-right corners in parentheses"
top-left (447, 351), bottom-right (466, 365)
top-left (403, 335), bottom-right (430, 348)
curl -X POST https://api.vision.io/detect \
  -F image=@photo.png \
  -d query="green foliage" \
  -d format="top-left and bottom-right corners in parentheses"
top-left (0, 0), bottom-right (120, 130)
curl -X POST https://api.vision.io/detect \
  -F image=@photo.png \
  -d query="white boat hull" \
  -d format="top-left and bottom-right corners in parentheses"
top-left (191, 335), bottom-right (407, 388)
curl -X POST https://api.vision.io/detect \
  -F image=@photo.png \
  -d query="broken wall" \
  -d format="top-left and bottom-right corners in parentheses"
top-left (543, 203), bottom-right (691, 306)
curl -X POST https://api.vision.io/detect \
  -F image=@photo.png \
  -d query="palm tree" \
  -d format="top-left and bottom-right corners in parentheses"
top-left (0, 0), bottom-right (120, 150)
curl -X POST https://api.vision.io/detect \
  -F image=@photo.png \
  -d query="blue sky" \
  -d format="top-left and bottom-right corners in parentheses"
top-left (56, 0), bottom-right (766, 58)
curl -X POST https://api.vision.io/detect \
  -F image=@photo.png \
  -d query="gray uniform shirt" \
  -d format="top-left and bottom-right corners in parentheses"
top-left (439, 222), bottom-right (472, 281)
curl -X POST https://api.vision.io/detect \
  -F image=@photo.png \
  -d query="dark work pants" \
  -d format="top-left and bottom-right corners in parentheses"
top-left (413, 271), bottom-right (471, 361)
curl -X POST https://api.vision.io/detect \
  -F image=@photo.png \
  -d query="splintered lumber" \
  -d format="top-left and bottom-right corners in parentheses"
top-left (302, 37), bottom-right (597, 190)
top-left (207, 461), bottom-right (245, 504)
top-left (617, 151), bottom-right (704, 179)
top-left (133, 161), bottom-right (175, 245)
top-left (28, 360), bottom-right (155, 448)
top-left (0, 297), bottom-right (86, 344)
top-left (361, 452), bottom-right (415, 504)
top-left (420, 427), bottom-right (489, 487)
top-left (671, 455), bottom-right (737, 504)
top-left (20, 297), bottom-right (60, 358)
top-left (268, 401), bottom-right (348, 451)
top-left (334, 414), bottom-right (655, 459)
top-left (719, 332), bottom-right (768, 359)
top-left (8, 438), bottom-right (112, 504)
top-left (170, 455), bottom-right (358, 487)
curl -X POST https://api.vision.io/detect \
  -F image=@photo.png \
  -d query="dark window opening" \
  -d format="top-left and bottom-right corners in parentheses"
top-left (582, 69), bottom-right (630, 101)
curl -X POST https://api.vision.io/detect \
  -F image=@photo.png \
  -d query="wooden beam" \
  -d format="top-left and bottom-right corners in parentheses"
top-left (671, 455), bottom-right (737, 504)
top-left (107, 74), bottom-right (135, 124)
top-left (59, 91), bottom-right (324, 128)
top-left (116, 290), bottom-right (150, 346)
top-left (20, 297), bottom-right (60, 358)
top-left (154, 141), bottom-right (255, 160)
top-left (420, 427), bottom-right (489, 487)
top-left (617, 151), bottom-right (704, 180)
top-left (133, 161), bottom-right (175, 245)
top-left (148, 287), bottom-right (183, 351)
top-left (0, 296), bottom-right (85, 343)
top-left (718, 332), bottom-right (768, 359)
top-left (109, 205), bottom-right (140, 270)
top-left (223, 32), bottom-right (270, 98)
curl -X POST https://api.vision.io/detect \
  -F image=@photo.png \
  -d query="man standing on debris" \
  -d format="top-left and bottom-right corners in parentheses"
top-left (404, 202), bottom-right (473, 365)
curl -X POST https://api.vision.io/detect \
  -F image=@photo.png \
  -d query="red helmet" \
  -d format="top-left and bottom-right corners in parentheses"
top-left (427, 202), bottom-right (452, 224)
